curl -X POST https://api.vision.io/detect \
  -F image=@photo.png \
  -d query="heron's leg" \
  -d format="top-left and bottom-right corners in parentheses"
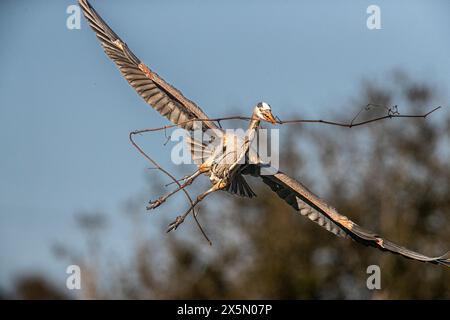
top-left (147, 170), bottom-right (202, 210)
top-left (167, 180), bottom-right (227, 233)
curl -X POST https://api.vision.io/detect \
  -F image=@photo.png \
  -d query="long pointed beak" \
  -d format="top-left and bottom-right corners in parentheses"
top-left (265, 111), bottom-right (277, 124)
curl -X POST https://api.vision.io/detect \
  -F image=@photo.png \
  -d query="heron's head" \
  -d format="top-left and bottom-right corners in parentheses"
top-left (254, 102), bottom-right (277, 124)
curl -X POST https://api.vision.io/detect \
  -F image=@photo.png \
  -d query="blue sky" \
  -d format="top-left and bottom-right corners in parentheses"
top-left (0, 0), bottom-right (449, 291)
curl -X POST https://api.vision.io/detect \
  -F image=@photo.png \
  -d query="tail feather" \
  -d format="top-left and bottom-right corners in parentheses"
top-left (228, 175), bottom-right (256, 198)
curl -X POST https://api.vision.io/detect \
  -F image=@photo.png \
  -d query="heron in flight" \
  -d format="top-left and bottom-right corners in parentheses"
top-left (79, 0), bottom-right (449, 267)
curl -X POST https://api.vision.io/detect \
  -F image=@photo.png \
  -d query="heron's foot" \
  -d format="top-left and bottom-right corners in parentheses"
top-left (147, 197), bottom-right (165, 210)
top-left (166, 216), bottom-right (185, 233)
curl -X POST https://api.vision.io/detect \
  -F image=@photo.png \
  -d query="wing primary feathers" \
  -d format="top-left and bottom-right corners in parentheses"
top-left (78, 0), bottom-right (219, 132)
top-left (243, 165), bottom-right (450, 267)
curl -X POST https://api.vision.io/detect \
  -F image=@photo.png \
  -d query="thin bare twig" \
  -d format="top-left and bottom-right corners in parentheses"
top-left (131, 105), bottom-right (442, 135)
top-left (350, 103), bottom-right (392, 126)
top-left (275, 105), bottom-right (441, 127)
top-left (129, 132), bottom-right (212, 245)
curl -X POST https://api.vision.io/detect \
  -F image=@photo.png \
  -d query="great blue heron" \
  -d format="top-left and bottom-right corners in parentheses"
top-left (79, 0), bottom-right (449, 267)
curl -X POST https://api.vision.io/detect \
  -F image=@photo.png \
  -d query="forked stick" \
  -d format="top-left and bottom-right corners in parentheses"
top-left (129, 132), bottom-right (212, 245)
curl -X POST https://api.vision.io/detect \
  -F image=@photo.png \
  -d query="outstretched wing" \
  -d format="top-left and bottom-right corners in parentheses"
top-left (78, 0), bottom-right (219, 132)
top-left (243, 166), bottom-right (450, 267)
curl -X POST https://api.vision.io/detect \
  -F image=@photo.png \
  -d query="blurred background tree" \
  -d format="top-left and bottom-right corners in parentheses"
top-left (8, 73), bottom-right (449, 299)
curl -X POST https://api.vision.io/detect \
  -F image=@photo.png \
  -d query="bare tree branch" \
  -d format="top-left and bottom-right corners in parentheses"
top-left (129, 132), bottom-right (212, 245)
top-left (280, 105), bottom-right (441, 127)
top-left (131, 105), bottom-right (442, 135)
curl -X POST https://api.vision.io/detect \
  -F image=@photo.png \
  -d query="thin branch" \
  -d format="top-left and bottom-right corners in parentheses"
top-left (130, 105), bottom-right (442, 135)
top-left (276, 105), bottom-right (441, 127)
top-left (350, 103), bottom-right (388, 126)
top-left (129, 132), bottom-right (212, 245)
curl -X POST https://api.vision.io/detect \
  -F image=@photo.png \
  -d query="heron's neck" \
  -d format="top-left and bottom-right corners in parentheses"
top-left (240, 116), bottom-right (260, 153)
top-left (246, 117), bottom-right (260, 138)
